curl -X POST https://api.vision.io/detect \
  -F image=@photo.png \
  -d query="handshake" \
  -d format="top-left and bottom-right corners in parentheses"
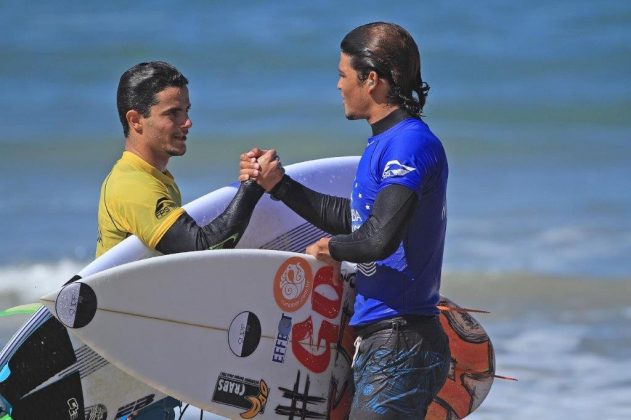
top-left (238, 147), bottom-right (285, 192)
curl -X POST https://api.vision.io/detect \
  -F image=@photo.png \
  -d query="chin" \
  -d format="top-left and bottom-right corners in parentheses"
top-left (168, 147), bottom-right (186, 157)
top-left (343, 106), bottom-right (363, 121)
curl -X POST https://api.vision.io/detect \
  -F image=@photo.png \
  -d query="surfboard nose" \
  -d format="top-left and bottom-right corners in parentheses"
top-left (54, 282), bottom-right (98, 329)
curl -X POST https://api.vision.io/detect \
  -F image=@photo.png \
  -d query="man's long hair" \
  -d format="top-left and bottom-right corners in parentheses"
top-left (341, 22), bottom-right (429, 117)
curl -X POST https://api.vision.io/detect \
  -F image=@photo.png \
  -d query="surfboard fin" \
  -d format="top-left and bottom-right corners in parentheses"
top-left (494, 374), bottom-right (518, 381)
top-left (437, 305), bottom-right (490, 314)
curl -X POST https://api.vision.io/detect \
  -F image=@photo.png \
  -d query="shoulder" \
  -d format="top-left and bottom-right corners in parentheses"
top-left (382, 120), bottom-right (445, 159)
top-left (400, 119), bottom-right (442, 146)
top-left (375, 120), bottom-right (447, 183)
top-left (103, 160), bottom-right (164, 201)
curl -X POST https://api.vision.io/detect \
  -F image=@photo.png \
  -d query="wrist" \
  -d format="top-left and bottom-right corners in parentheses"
top-left (269, 175), bottom-right (292, 201)
top-left (328, 237), bottom-right (341, 261)
top-left (241, 179), bottom-right (265, 197)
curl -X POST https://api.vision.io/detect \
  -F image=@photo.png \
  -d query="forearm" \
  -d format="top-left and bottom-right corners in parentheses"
top-left (270, 174), bottom-right (352, 235)
top-left (329, 184), bottom-right (417, 262)
top-left (156, 181), bottom-right (264, 253)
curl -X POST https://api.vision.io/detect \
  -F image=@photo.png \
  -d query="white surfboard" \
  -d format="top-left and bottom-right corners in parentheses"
top-left (41, 250), bottom-right (355, 419)
top-left (41, 250), bottom-right (499, 420)
top-left (0, 157), bottom-right (359, 420)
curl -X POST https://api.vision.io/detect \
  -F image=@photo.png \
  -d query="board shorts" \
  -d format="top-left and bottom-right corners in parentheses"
top-left (349, 315), bottom-right (450, 419)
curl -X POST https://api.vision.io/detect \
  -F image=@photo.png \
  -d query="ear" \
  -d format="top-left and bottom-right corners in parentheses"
top-left (126, 110), bottom-right (143, 134)
top-left (366, 71), bottom-right (379, 90)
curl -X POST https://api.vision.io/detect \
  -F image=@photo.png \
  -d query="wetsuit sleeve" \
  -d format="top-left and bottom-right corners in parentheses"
top-left (269, 174), bottom-right (352, 235)
top-left (328, 184), bottom-right (417, 263)
top-left (155, 181), bottom-right (264, 254)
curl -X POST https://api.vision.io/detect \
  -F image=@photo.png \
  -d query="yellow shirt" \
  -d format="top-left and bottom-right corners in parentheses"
top-left (96, 151), bottom-right (185, 257)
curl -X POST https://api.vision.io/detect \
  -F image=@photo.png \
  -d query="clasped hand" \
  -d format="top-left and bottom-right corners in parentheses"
top-left (239, 147), bottom-right (284, 192)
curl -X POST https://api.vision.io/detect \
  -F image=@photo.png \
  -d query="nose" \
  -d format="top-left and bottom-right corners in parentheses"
top-left (183, 115), bottom-right (192, 129)
top-left (336, 78), bottom-right (342, 90)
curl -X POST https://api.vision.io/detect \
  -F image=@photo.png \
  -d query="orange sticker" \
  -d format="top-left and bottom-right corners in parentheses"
top-left (273, 257), bottom-right (313, 312)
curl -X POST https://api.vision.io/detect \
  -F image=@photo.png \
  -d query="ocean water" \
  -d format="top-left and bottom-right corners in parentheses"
top-left (1, 0), bottom-right (630, 418)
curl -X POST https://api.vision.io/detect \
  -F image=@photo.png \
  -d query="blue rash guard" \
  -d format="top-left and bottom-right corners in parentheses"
top-left (350, 117), bottom-right (448, 326)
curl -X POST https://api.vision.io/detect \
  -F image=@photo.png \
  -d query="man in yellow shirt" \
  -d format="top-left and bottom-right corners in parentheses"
top-left (97, 61), bottom-right (263, 258)
top-left (96, 61), bottom-right (263, 418)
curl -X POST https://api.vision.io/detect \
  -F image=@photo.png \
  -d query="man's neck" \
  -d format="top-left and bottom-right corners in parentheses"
top-left (366, 104), bottom-right (399, 125)
top-left (124, 141), bottom-right (168, 173)
top-left (370, 108), bottom-right (412, 136)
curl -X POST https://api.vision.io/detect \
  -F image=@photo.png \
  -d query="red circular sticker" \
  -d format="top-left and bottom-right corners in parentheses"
top-left (273, 256), bottom-right (313, 312)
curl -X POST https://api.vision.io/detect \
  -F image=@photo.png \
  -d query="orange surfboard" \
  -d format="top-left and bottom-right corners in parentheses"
top-left (328, 294), bottom-right (495, 419)
top-left (427, 296), bottom-right (495, 419)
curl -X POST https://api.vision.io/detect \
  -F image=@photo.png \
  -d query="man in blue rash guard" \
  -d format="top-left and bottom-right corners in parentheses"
top-left (240, 22), bottom-right (450, 419)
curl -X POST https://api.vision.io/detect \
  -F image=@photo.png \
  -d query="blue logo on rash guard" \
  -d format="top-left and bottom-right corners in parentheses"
top-left (382, 160), bottom-right (415, 179)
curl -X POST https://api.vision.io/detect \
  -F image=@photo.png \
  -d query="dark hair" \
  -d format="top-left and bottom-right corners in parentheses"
top-left (341, 22), bottom-right (429, 117)
top-left (117, 61), bottom-right (189, 137)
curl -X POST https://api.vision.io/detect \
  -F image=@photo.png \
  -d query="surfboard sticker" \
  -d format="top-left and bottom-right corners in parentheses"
top-left (55, 282), bottom-right (97, 329)
top-left (273, 256), bottom-right (314, 313)
top-left (228, 311), bottom-right (262, 358)
top-left (271, 313), bottom-right (292, 364)
top-left (274, 370), bottom-right (327, 418)
top-left (211, 372), bottom-right (269, 418)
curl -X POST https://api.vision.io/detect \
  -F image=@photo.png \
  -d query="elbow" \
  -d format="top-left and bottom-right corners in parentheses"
top-left (352, 235), bottom-right (400, 263)
top-left (371, 235), bottom-right (400, 261)
top-left (329, 229), bottom-right (401, 263)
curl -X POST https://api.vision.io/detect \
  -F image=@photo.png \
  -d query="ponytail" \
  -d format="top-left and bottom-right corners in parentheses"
top-left (341, 22), bottom-right (429, 118)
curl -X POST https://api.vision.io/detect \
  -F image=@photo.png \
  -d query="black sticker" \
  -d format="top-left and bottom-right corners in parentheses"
top-left (212, 371), bottom-right (267, 415)
top-left (56, 282), bottom-right (97, 329)
top-left (275, 370), bottom-right (326, 418)
top-left (228, 311), bottom-right (261, 357)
